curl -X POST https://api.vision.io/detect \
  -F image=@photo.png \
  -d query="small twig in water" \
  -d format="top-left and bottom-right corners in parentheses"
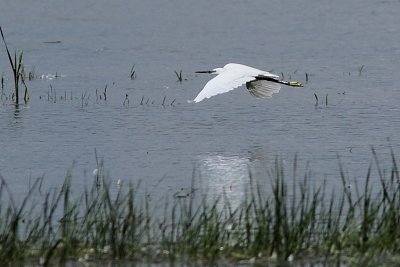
top-left (174, 70), bottom-right (183, 82)
top-left (21, 75), bottom-right (29, 103)
top-left (123, 94), bottom-right (129, 106)
top-left (130, 64), bottom-right (136, 80)
top-left (81, 91), bottom-right (89, 107)
top-left (358, 65), bottom-right (365, 75)
top-left (28, 66), bottom-right (35, 80)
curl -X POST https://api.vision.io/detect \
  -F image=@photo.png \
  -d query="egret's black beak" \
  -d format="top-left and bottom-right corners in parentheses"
top-left (195, 70), bottom-right (215, 74)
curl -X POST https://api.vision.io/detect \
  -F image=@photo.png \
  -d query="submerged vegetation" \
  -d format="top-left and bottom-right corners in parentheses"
top-left (0, 151), bottom-right (399, 266)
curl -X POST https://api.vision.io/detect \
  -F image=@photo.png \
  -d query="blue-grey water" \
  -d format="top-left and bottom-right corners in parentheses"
top-left (0, 0), bottom-right (399, 214)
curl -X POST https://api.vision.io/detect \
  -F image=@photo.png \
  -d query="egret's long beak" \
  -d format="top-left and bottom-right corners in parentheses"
top-left (195, 70), bottom-right (215, 74)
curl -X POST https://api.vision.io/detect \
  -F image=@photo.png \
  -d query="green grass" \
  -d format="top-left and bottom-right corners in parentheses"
top-left (0, 152), bottom-right (400, 266)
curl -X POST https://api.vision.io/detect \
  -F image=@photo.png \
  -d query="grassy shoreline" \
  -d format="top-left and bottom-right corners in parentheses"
top-left (0, 151), bottom-right (399, 266)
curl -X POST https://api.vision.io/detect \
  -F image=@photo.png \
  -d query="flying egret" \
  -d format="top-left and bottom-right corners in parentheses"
top-left (193, 63), bottom-right (303, 103)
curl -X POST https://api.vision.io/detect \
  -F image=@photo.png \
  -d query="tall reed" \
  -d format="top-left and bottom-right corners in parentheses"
top-left (0, 26), bottom-right (27, 104)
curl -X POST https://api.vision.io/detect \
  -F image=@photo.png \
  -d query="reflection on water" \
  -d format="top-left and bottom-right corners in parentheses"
top-left (196, 154), bottom-right (249, 207)
top-left (3, 103), bottom-right (25, 134)
top-left (14, 103), bottom-right (21, 117)
top-left (195, 149), bottom-right (279, 208)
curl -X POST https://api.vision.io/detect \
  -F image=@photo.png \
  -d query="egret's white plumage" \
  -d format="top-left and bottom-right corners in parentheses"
top-left (193, 63), bottom-right (303, 103)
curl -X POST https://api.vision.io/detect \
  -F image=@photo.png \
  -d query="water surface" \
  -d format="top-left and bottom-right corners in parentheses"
top-left (0, 0), bottom-right (399, 205)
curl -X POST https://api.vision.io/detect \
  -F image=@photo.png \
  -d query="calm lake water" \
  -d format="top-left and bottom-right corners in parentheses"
top-left (0, 0), bottom-right (399, 209)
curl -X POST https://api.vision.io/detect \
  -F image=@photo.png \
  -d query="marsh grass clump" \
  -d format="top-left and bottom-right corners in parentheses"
top-left (0, 26), bottom-right (28, 104)
top-left (0, 151), bottom-right (399, 265)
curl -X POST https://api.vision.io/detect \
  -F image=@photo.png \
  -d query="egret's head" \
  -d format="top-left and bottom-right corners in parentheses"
top-left (212, 68), bottom-right (224, 74)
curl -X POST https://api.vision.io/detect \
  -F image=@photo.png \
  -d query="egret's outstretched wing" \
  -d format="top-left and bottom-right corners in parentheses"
top-left (246, 80), bottom-right (281, 99)
top-left (225, 63), bottom-right (280, 79)
top-left (193, 72), bottom-right (254, 103)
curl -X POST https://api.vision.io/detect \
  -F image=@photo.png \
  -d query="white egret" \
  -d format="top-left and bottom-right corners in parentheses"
top-left (193, 63), bottom-right (303, 103)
